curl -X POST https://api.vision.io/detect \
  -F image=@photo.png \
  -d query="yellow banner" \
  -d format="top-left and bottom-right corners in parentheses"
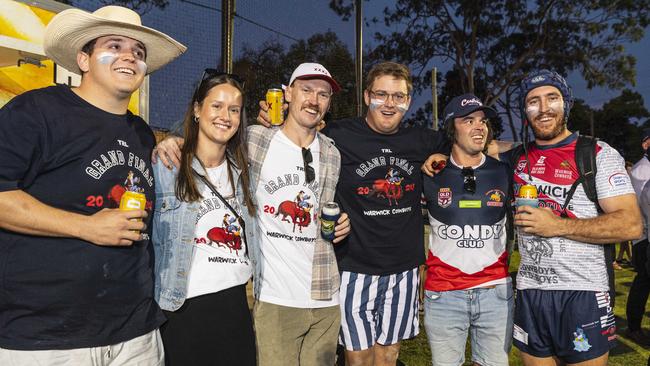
top-left (0, 0), bottom-right (140, 113)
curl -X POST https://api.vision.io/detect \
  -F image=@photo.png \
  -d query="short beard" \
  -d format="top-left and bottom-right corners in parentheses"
top-left (530, 117), bottom-right (566, 141)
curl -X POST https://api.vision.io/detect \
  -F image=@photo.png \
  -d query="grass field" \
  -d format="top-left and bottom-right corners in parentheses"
top-left (398, 243), bottom-right (650, 366)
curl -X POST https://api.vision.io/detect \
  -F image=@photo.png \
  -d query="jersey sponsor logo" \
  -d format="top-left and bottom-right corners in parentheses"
top-left (560, 160), bottom-right (572, 169)
top-left (533, 184), bottom-right (571, 199)
top-left (521, 237), bottom-right (553, 264)
top-left (486, 189), bottom-right (505, 207)
top-left (572, 327), bottom-right (592, 352)
top-left (459, 200), bottom-right (481, 208)
top-left (535, 156), bottom-right (546, 166)
top-left (437, 224), bottom-right (504, 248)
top-left (608, 172), bottom-right (629, 188)
top-left (554, 169), bottom-right (573, 179)
top-left (438, 187), bottom-right (452, 208)
top-left (516, 159), bottom-right (528, 172)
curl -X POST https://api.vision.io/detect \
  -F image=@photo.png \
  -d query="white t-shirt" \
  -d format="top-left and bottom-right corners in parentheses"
top-left (186, 162), bottom-right (252, 299)
top-left (256, 130), bottom-right (338, 308)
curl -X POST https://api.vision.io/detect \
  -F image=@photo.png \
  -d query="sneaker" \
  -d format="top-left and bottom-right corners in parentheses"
top-left (625, 329), bottom-right (650, 345)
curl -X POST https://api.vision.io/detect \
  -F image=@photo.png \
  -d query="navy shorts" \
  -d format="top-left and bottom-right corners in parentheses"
top-left (513, 289), bottom-right (616, 364)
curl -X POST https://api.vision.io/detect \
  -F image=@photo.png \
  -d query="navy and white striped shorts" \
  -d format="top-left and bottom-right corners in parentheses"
top-left (338, 267), bottom-right (420, 351)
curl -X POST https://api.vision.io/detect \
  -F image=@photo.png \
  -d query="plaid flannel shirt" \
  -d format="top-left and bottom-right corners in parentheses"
top-left (247, 125), bottom-right (341, 301)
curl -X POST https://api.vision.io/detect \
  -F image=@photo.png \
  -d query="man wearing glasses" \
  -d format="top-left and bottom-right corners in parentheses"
top-left (319, 62), bottom-right (450, 366)
top-left (422, 94), bottom-right (513, 366)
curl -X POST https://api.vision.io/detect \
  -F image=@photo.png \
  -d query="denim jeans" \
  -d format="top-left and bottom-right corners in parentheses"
top-left (423, 283), bottom-right (514, 366)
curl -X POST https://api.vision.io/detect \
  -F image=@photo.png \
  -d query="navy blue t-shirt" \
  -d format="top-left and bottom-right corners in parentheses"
top-left (0, 85), bottom-right (164, 350)
top-left (323, 117), bottom-right (450, 275)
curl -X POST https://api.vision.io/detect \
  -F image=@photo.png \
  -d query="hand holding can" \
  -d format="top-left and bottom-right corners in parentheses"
top-left (119, 191), bottom-right (146, 232)
top-left (266, 88), bottom-right (284, 126)
top-left (516, 184), bottom-right (538, 209)
top-left (321, 202), bottom-right (341, 241)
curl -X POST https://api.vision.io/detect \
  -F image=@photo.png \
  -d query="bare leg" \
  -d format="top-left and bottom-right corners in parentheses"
top-left (373, 343), bottom-right (400, 366)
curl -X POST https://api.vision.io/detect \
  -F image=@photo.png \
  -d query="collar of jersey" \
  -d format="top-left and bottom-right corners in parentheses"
top-left (449, 153), bottom-right (486, 169)
top-left (534, 131), bottom-right (578, 151)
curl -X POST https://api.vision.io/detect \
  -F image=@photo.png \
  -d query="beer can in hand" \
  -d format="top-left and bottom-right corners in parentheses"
top-left (321, 202), bottom-right (341, 241)
top-left (516, 184), bottom-right (538, 208)
top-left (119, 191), bottom-right (146, 231)
top-left (266, 88), bottom-right (284, 125)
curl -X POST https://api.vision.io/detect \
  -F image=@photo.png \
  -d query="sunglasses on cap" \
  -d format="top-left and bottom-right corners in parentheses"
top-left (194, 68), bottom-right (245, 95)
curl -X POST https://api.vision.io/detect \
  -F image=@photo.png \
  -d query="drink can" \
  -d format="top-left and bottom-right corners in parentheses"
top-left (266, 88), bottom-right (284, 125)
top-left (119, 191), bottom-right (146, 212)
top-left (516, 184), bottom-right (538, 208)
top-left (320, 202), bottom-right (341, 241)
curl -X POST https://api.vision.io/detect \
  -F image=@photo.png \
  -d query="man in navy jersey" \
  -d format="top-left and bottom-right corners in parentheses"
top-left (508, 70), bottom-right (642, 365)
top-left (0, 5), bottom-right (185, 365)
top-left (422, 94), bottom-right (513, 366)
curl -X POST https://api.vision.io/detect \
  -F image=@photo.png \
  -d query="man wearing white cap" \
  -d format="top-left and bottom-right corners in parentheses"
top-left (0, 5), bottom-right (185, 365)
top-left (246, 62), bottom-right (350, 366)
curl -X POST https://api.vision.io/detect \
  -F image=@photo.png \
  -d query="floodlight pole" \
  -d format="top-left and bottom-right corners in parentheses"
top-left (355, 0), bottom-right (363, 117)
top-left (222, 0), bottom-right (235, 73)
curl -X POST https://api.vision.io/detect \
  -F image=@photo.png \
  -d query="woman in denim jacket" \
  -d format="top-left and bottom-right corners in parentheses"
top-left (152, 72), bottom-right (256, 365)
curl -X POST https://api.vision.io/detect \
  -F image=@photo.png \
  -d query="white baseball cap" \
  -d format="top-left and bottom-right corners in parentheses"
top-left (288, 62), bottom-right (341, 93)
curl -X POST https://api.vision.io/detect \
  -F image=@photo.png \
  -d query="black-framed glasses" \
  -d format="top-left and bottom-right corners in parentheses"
top-left (194, 68), bottom-right (246, 95)
top-left (369, 90), bottom-right (409, 104)
top-left (302, 147), bottom-right (315, 184)
top-left (461, 167), bottom-right (476, 194)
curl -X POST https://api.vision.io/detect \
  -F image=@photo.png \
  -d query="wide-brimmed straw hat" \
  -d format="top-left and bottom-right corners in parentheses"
top-left (44, 5), bottom-right (186, 75)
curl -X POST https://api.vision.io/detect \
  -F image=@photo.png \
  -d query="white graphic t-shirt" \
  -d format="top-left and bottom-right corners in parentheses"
top-left (513, 136), bottom-right (634, 292)
top-left (186, 162), bottom-right (252, 299)
top-left (256, 131), bottom-right (338, 308)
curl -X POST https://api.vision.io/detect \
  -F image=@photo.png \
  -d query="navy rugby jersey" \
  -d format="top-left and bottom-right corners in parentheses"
top-left (423, 155), bottom-right (512, 291)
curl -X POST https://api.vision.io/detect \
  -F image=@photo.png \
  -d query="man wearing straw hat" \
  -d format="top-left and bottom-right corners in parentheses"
top-left (0, 5), bottom-right (185, 365)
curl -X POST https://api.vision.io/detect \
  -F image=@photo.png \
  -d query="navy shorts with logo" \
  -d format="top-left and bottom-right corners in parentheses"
top-left (513, 289), bottom-right (616, 364)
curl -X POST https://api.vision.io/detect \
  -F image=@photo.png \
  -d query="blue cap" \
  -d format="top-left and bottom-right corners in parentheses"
top-left (443, 93), bottom-right (497, 125)
top-left (519, 70), bottom-right (573, 123)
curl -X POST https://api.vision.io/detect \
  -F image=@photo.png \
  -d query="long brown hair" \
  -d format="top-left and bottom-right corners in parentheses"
top-left (175, 74), bottom-right (255, 215)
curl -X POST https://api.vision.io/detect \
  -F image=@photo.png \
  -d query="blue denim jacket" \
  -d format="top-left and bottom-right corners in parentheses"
top-left (152, 158), bottom-right (256, 311)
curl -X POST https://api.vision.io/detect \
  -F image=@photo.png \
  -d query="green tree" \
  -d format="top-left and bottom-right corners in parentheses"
top-left (233, 31), bottom-right (356, 122)
top-left (330, 0), bottom-right (649, 140)
top-left (567, 90), bottom-right (649, 161)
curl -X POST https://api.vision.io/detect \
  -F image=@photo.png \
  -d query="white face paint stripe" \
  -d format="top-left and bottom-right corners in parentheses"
top-left (96, 51), bottom-right (148, 74)
top-left (96, 51), bottom-right (118, 64)
top-left (135, 60), bottom-right (148, 74)
top-left (369, 98), bottom-right (385, 110)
